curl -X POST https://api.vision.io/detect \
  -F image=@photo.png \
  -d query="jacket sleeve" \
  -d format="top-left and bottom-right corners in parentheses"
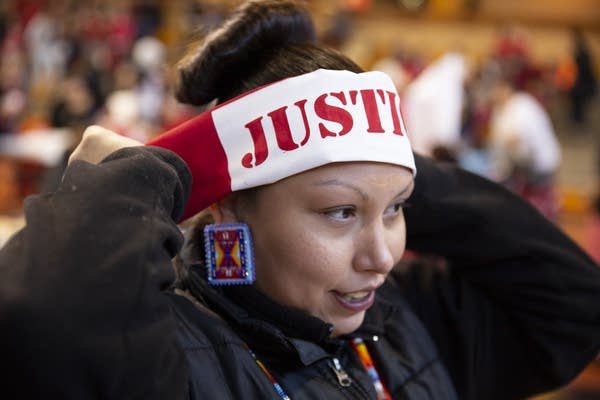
top-left (0, 146), bottom-right (191, 399)
top-left (393, 154), bottom-right (600, 400)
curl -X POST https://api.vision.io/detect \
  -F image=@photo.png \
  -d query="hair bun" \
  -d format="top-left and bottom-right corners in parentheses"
top-left (175, 0), bottom-right (316, 106)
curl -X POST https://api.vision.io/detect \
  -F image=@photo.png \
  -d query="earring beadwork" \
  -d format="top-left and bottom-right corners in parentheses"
top-left (204, 223), bottom-right (255, 286)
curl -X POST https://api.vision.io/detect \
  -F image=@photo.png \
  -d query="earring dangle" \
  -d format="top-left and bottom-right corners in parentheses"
top-left (204, 223), bottom-right (256, 286)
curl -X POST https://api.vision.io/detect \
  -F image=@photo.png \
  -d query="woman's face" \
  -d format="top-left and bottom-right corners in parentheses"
top-left (224, 162), bottom-right (413, 337)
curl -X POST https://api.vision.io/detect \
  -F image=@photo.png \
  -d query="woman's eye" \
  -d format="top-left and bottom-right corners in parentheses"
top-left (384, 201), bottom-right (408, 216)
top-left (324, 207), bottom-right (355, 220)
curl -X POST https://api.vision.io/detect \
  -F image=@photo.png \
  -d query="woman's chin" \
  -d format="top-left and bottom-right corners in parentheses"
top-left (329, 311), bottom-right (366, 337)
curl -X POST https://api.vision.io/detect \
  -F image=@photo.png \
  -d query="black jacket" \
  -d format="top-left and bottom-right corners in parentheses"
top-left (1, 146), bottom-right (599, 399)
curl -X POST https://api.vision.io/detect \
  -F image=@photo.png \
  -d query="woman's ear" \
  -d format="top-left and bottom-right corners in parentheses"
top-left (209, 196), bottom-right (238, 224)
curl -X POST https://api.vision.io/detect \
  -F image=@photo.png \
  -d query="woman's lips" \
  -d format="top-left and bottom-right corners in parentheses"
top-left (333, 290), bottom-right (375, 312)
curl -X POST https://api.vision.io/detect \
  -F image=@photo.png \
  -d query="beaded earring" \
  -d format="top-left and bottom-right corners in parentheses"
top-left (203, 223), bottom-right (255, 286)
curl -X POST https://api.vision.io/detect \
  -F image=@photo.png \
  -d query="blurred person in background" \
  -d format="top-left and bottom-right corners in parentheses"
top-left (488, 76), bottom-right (562, 220)
top-left (22, 2), bottom-right (68, 88)
top-left (95, 89), bottom-right (155, 143)
top-left (402, 52), bottom-right (467, 159)
top-left (586, 196), bottom-right (600, 264)
top-left (50, 75), bottom-right (97, 134)
top-left (569, 28), bottom-right (598, 130)
top-left (0, 45), bottom-right (28, 133)
top-left (584, 150), bottom-right (600, 265)
top-left (132, 35), bottom-right (167, 126)
top-left (0, 1), bottom-right (599, 400)
top-left (492, 24), bottom-right (543, 99)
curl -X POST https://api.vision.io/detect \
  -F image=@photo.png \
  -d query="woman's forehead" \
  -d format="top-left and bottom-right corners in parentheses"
top-left (278, 161), bottom-right (414, 190)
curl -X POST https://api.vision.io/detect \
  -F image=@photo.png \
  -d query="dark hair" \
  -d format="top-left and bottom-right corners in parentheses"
top-left (174, 0), bottom-right (362, 107)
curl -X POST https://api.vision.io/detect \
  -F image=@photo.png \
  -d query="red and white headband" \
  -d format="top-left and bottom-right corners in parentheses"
top-left (148, 69), bottom-right (416, 221)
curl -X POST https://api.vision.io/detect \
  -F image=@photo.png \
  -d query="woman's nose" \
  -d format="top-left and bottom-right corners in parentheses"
top-left (353, 224), bottom-right (395, 274)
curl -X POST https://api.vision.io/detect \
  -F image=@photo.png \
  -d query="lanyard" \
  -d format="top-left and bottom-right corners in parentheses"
top-left (246, 345), bottom-right (291, 400)
top-left (247, 337), bottom-right (391, 400)
top-left (350, 337), bottom-right (392, 400)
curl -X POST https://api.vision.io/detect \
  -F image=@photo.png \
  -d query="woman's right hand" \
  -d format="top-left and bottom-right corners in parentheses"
top-left (68, 125), bottom-right (143, 165)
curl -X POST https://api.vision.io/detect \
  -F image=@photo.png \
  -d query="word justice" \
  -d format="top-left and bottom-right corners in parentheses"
top-left (240, 88), bottom-right (406, 168)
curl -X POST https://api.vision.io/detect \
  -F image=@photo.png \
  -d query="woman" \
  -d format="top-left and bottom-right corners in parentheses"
top-left (1, 1), bottom-right (599, 399)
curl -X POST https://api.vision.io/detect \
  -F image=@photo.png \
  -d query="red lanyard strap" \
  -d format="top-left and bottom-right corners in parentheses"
top-left (351, 337), bottom-right (392, 400)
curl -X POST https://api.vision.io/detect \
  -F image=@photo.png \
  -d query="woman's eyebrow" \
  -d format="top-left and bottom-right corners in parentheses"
top-left (394, 180), bottom-right (415, 199)
top-left (312, 179), bottom-right (368, 200)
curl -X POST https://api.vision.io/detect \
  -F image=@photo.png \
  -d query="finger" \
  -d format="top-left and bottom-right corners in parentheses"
top-left (69, 126), bottom-right (142, 165)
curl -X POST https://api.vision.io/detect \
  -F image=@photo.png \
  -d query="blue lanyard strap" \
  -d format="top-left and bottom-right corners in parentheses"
top-left (246, 345), bottom-right (291, 400)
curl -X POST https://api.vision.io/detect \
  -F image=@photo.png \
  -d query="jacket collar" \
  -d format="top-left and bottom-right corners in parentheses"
top-left (183, 265), bottom-right (336, 364)
top-left (182, 264), bottom-right (391, 365)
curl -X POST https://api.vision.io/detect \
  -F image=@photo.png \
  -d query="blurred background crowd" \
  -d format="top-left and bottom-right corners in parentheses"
top-left (0, 0), bottom-right (598, 398)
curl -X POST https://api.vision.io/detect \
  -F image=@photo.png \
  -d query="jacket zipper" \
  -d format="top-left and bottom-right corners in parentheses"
top-left (329, 357), bottom-right (353, 387)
